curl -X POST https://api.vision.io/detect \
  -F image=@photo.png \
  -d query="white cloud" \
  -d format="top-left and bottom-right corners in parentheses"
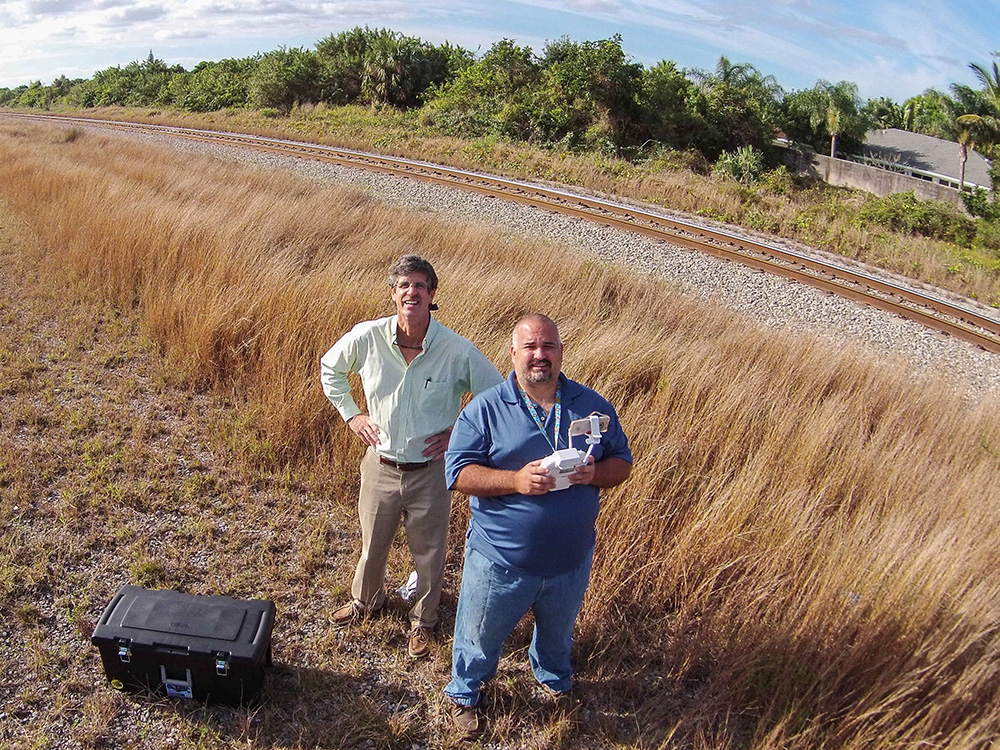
top-left (25, 0), bottom-right (92, 14)
top-left (153, 26), bottom-right (211, 41)
top-left (99, 4), bottom-right (168, 27)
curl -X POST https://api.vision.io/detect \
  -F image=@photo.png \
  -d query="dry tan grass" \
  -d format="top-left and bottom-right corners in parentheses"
top-left (38, 104), bottom-right (1000, 306)
top-left (1, 119), bottom-right (999, 748)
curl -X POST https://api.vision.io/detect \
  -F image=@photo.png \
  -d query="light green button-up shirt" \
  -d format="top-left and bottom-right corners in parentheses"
top-left (321, 315), bottom-right (503, 463)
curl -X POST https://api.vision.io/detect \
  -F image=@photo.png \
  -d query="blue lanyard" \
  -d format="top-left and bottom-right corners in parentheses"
top-left (518, 383), bottom-right (561, 452)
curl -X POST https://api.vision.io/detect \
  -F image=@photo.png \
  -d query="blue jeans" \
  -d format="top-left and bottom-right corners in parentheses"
top-left (444, 545), bottom-right (595, 707)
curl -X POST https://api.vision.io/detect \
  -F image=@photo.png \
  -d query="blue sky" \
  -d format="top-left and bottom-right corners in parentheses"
top-left (1, 0), bottom-right (997, 102)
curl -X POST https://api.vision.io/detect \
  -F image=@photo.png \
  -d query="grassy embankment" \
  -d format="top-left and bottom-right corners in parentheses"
top-left (24, 103), bottom-right (1000, 308)
top-left (1, 118), bottom-right (999, 749)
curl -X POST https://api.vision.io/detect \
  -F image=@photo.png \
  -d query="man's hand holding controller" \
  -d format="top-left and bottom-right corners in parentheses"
top-left (534, 413), bottom-right (607, 492)
top-left (514, 455), bottom-right (595, 495)
top-left (539, 449), bottom-right (592, 490)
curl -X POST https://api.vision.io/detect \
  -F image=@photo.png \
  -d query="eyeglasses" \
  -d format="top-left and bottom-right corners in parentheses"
top-left (395, 281), bottom-right (429, 292)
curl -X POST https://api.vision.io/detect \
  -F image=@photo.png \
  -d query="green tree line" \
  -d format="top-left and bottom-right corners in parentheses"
top-left (2, 28), bottom-right (998, 209)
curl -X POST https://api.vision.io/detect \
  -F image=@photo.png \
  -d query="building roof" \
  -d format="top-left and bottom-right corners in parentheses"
top-left (863, 128), bottom-right (993, 188)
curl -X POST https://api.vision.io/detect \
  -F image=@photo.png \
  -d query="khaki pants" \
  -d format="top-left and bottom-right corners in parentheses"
top-left (352, 448), bottom-right (451, 628)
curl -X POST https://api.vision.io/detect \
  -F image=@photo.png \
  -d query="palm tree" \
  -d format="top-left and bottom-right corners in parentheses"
top-left (690, 56), bottom-right (784, 152)
top-left (947, 81), bottom-right (996, 186)
top-left (865, 97), bottom-right (904, 130)
top-left (691, 56), bottom-right (783, 101)
top-left (359, 34), bottom-right (418, 107)
top-left (969, 59), bottom-right (1000, 104)
top-left (955, 113), bottom-right (984, 188)
top-left (807, 80), bottom-right (864, 158)
top-left (965, 58), bottom-right (1000, 160)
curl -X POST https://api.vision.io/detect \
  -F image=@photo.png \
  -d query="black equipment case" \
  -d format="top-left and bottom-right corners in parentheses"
top-left (92, 584), bottom-right (275, 706)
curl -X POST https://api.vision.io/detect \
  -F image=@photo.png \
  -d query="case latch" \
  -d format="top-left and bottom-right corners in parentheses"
top-left (214, 652), bottom-right (231, 677)
top-left (116, 639), bottom-right (132, 663)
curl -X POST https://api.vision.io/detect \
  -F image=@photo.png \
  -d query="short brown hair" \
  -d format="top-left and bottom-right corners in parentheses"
top-left (387, 255), bottom-right (438, 292)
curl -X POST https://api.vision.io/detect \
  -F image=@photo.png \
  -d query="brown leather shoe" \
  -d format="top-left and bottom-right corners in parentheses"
top-left (329, 600), bottom-right (381, 629)
top-left (450, 701), bottom-right (482, 739)
top-left (407, 626), bottom-right (432, 658)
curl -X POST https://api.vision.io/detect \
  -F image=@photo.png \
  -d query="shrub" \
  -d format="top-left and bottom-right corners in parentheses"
top-left (963, 186), bottom-right (1000, 222)
top-left (176, 57), bottom-right (257, 112)
top-left (652, 148), bottom-right (711, 175)
top-left (858, 191), bottom-right (975, 246)
top-left (759, 165), bottom-right (794, 195)
top-left (248, 47), bottom-right (321, 112)
top-left (974, 220), bottom-right (1000, 253)
top-left (713, 145), bottom-right (765, 185)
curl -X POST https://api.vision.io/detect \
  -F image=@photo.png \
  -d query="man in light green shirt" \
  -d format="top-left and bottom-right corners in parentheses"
top-left (321, 255), bottom-right (502, 658)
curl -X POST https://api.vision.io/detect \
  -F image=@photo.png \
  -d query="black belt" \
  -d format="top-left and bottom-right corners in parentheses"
top-left (379, 456), bottom-right (432, 472)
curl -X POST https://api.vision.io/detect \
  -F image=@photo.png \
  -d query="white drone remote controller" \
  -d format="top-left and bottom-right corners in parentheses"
top-left (539, 413), bottom-right (610, 491)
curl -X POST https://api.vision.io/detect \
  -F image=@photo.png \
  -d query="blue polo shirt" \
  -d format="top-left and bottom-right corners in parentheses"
top-left (445, 371), bottom-right (632, 576)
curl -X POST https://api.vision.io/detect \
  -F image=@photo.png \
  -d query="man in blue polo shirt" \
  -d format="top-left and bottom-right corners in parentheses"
top-left (443, 313), bottom-right (632, 738)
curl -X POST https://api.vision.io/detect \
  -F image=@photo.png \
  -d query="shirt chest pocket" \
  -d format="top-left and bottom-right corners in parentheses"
top-left (419, 379), bottom-right (455, 417)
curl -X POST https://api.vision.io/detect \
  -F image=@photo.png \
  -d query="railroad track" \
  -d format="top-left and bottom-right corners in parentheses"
top-left (6, 111), bottom-right (1000, 354)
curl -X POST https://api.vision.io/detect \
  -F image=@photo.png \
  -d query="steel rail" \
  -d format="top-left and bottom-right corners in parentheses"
top-left (6, 111), bottom-right (1000, 353)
